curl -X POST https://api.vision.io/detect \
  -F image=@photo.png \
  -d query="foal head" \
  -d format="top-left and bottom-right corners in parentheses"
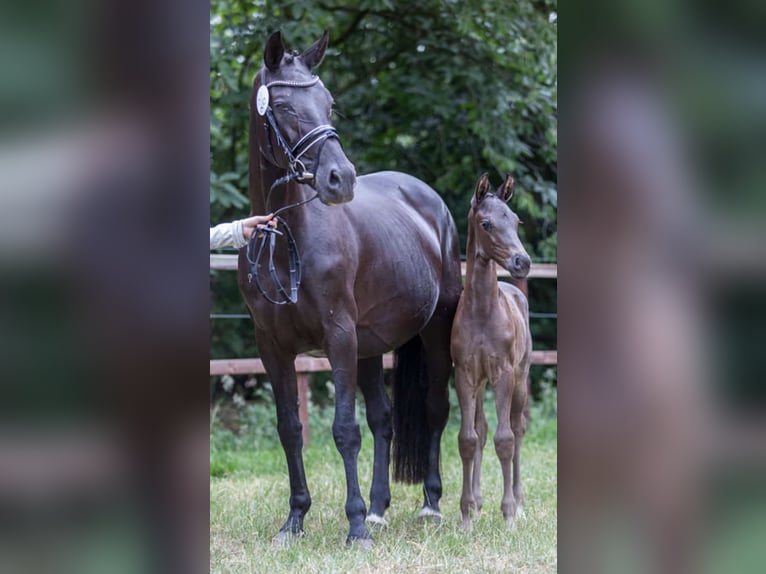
top-left (256, 31), bottom-right (356, 205)
top-left (470, 173), bottom-right (531, 279)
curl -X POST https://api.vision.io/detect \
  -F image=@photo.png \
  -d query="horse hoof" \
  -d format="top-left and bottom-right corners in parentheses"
top-left (271, 530), bottom-right (302, 548)
top-left (417, 506), bottom-right (442, 521)
top-left (505, 516), bottom-right (516, 530)
top-left (460, 518), bottom-right (474, 532)
top-left (365, 513), bottom-right (388, 528)
top-left (347, 536), bottom-right (374, 551)
top-left (515, 505), bottom-right (526, 520)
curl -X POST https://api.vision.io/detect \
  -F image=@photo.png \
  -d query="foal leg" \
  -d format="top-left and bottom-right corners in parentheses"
top-left (326, 322), bottom-right (372, 547)
top-left (258, 336), bottom-right (311, 546)
top-left (511, 368), bottom-right (530, 519)
top-left (472, 396), bottom-right (488, 515)
top-left (493, 372), bottom-right (517, 529)
top-left (357, 356), bottom-right (392, 526)
top-left (455, 365), bottom-right (479, 531)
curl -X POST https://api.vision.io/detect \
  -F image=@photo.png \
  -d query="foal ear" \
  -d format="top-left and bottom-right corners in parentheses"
top-left (499, 173), bottom-right (515, 202)
top-left (300, 30), bottom-right (329, 70)
top-left (474, 172), bottom-right (491, 204)
top-left (264, 31), bottom-right (285, 71)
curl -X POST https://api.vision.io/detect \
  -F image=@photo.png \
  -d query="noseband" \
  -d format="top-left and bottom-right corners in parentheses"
top-left (247, 71), bottom-right (339, 305)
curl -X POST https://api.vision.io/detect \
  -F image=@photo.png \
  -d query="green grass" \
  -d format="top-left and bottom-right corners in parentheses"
top-left (211, 385), bottom-right (557, 573)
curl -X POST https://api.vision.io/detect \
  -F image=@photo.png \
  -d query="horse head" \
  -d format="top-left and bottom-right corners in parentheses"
top-left (470, 173), bottom-right (531, 279)
top-left (254, 30), bottom-right (356, 206)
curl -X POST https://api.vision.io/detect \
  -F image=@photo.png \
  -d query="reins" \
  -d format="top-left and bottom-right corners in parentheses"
top-left (247, 70), bottom-right (337, 305)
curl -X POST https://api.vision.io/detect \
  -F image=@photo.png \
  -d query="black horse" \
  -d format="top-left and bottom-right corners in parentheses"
top-left (237, 30), bottom-right (461, 547)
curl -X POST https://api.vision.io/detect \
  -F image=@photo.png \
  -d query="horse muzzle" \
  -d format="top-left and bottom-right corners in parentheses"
top-left (315, 150), bottom-right (356, 205)
top-left (507, 253), bottom-right (531, 279)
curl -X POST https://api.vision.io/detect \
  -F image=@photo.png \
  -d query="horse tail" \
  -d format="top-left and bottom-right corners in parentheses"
top-left (391, 335), bottom-right (430, 484)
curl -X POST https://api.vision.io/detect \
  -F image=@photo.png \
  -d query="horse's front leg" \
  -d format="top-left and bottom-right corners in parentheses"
top-left (357, 356), bottom-right (392, 527)
top-left (326, 322), bottom-right (372, 546)
top-left (258, 334), bottom-right (311, 546)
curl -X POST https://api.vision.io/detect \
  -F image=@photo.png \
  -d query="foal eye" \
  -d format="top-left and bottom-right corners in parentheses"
top-left (480, 220), bottom-right (492, 231)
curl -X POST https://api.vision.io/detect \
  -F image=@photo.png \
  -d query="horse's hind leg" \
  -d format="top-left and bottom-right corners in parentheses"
top-left (418, 313), bottom-right (454, 519)
top-left (473, 397), bottom-right (488, 515)
top-left (257, 336), bottom-right (311, 545)
top-left (357, 356), bottom-right (392, 526)
top-left (493, 372), bottom-right (517, 529)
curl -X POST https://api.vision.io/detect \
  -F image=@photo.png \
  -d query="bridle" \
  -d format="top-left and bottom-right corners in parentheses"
top-left (246, 70), bottom-right (341, 305)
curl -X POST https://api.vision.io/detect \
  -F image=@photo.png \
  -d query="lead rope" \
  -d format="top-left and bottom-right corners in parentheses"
top-left (245, 193), bottom-right (319, 305)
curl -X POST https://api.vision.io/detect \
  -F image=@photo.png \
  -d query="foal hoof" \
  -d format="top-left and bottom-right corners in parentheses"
top-left (505, 516), bottom-right (517, 531)
top-left (516, 505), bottom-right (526, 520)
top-left (271, 530), bottom-right (303, 548)
top-left (365, 513), bottom-right (389, 528)
top-left (347, 536), bottom-right (374, 551)
top-left (460, 518), bottom-right (474, 533)
top-left (416, 506), bottom-right (442, 522)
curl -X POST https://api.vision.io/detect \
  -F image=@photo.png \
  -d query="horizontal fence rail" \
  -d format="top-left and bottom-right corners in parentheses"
top-left (210, 253), bottom-right (557, 279)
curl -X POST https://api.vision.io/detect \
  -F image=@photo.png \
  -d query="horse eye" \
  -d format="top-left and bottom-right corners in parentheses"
top-left (480, 220), bottom-right (492, 231)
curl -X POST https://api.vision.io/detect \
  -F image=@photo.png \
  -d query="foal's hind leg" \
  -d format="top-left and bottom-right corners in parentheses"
top-left (455, 365), bottom-right (479, 531)
top-left (493, 372), bottom-right (518, 529)
top-left (357, 356), bottom-right (392, 526)
top-left (472, 397), bottom-right (489, 515)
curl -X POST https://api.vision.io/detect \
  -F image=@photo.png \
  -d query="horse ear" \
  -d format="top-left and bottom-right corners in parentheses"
top-left (264, 31), bottom-right (285, 71)
top-left (474, 172), bottom-right (490, 204)
top-left (499, 173), bottom-right (515, 202)
top-left (300, 30), bottom-right (329, 70)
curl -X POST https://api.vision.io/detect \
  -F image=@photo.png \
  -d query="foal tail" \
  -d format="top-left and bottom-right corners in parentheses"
top-left (391, 335), bottom-right (430, 484)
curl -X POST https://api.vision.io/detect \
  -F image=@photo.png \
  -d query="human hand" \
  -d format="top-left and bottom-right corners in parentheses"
top-left (241, 213), bottom-right (277, 239)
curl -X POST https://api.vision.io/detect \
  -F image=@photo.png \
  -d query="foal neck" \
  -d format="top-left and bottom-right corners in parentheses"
top-left (464, 223), bottom-right (501, 315)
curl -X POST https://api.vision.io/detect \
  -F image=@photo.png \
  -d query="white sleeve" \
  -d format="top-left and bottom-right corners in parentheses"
top-left (210, 220), bottom-right (249, 250)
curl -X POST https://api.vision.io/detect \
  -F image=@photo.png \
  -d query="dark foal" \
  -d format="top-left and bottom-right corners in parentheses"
top-left (238, 31), bottom-right (462, 547)
top-left (451, 173), bottom-right (532, 531)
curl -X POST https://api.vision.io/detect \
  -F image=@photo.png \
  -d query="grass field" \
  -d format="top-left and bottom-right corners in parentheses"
top-left (210, 382), bottom-right (557, 574)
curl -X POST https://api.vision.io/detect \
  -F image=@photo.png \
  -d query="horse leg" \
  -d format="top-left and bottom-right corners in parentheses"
top-left (258, 337), bottom-right (311, 546)
top-left (472, 396), bottom-right (488, 516)
top-left (511, 367), bottom-right (530, 519)
top-left (417, 315), bottom-right (453, 519)
top-left (455, 365), bottom-right (479, 531)
top-left (357, 355), bottom-right (392, 526)
top-left (493, 372), bottom-right (517, 529)
top-left (326, 323), bottom-right (372, 546)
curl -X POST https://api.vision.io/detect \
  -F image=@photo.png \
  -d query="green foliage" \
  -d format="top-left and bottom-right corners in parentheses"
top-left (210, 0), bottom-right (558, 369)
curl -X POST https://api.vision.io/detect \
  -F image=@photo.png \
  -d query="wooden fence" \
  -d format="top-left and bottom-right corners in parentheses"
top-left (210, 253), bottom-right (556, 443)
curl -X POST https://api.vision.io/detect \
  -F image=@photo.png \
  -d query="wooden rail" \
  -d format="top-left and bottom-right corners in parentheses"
top-left (210, 253), bottom-right (557, 279)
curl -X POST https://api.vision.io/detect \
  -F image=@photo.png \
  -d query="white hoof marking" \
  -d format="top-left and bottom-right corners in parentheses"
top-left (417, 506), bottom-right (442, 520)
top-left (365, 513), bottom-right (388, 527)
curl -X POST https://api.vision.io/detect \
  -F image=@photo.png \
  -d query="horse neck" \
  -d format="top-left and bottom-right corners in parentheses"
top-left (464, 221), bottom-right (501, 316)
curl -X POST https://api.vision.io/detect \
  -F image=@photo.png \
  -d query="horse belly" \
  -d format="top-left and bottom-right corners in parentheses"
top-left (355, 275), bottom-right (439, 357)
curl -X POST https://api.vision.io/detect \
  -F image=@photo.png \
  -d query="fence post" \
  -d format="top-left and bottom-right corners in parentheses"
top-left (297, 373), bottom-right (310, 446)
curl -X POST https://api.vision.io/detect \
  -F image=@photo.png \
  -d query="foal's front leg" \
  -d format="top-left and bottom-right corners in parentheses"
top-left (494, 372), bottom-right (517, 529)
top-left (326, 322), bottom-right (372, 546)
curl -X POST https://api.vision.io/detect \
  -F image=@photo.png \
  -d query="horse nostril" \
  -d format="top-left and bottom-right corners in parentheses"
top-left (329, 169), bottom-right (341, 187)
top-left (512, 255), bottom-right (530, 271)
